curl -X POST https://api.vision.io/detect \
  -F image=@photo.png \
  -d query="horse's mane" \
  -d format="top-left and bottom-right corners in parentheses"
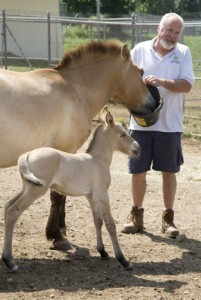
top-left (54, 39), bottom-right (123, 70)
top-left (85, 124), bottom-right (103, 154)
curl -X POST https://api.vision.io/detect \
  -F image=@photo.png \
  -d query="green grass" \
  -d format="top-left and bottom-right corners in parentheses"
top-left (63, 25), bottom-right (93, 52)
top-left (183, 36), bottom-right (201, 78)
top-left (62, 24), bottom-right (133, 52)
top-left (63, 36), bottom-right (91, 52)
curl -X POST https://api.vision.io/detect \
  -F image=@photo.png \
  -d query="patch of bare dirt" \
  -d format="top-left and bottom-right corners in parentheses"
top-left (1, 105), bottom-right (201, 300)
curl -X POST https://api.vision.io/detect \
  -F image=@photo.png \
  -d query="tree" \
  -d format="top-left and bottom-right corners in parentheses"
top-left (98, 0), bottom-right (129, 15)
top-left (61, 0), bottom-right (201, 16)
top-left (128, 0), bottom-right (176, 15)
top-left (62, 0), bottom-right (96, 15)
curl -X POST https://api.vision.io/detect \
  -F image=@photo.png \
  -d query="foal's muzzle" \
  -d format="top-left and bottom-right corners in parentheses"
top-left (132, 141), bottom-right (141, 158)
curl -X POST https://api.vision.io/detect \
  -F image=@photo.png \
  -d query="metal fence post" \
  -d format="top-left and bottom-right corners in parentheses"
top-left (47, 11), bottom-right (51, 66)
top-left (96, 0), bottom-right (100, 39)
top-left (131, 13), bottom-right (136, 49)
top-left (2, 8), bottom-right (7, 69)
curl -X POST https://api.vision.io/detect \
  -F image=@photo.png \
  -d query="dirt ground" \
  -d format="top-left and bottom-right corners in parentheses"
top-left (0, 106), bottom-right (201, 300)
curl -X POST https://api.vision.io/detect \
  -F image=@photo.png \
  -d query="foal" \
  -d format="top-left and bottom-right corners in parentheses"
top-left (2, 107), bottom-right (140, 272)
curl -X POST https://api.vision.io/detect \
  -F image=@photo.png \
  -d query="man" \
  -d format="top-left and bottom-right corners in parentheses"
top-left (122, 13), bottom-right (194, 238)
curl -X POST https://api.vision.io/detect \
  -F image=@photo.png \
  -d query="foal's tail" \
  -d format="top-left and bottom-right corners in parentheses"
top-left (19, 153), bottom-right (45, 187)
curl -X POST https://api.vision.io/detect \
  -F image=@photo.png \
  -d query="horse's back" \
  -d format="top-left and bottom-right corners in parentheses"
top-left (0, 68), bottom-right (92, 167)
top-left (0, 68), bottom-right (64, 99)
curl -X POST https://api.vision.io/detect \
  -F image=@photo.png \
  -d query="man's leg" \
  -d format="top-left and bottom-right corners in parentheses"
top-left (161, 172), bottom-right (179, 238)
top-left (121, 172), bottom-right (146, 234)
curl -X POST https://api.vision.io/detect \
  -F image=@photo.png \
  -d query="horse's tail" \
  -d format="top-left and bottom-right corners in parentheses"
top-left (19, 153), bottom-right (45, 187)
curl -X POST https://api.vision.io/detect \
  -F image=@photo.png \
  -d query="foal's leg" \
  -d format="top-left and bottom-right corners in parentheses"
top-left (45, 191), bottom-right (72, 250)
top-left (2, 186), bottom-right (46, 272)
top-left (87, 196), bottom-right (109, 259)
top-left (95, 192), bottom-right (133, 270)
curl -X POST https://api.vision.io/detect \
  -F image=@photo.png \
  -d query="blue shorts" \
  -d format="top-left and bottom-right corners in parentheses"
top-left (128, 130), bottom-right (184, 174)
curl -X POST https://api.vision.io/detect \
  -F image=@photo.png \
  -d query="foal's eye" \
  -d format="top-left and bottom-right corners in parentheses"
top-left (120, 133), bottom-right (126, 138)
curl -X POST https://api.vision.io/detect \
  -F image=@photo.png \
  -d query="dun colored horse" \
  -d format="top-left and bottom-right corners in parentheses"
top-left (0, 39), bottom-right (156, 250)
top-left (2, 107), bottom-right (140, 272)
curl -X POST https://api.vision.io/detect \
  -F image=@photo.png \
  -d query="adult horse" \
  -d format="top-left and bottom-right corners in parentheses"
top-left (0, 39), bottom-right (156, 250)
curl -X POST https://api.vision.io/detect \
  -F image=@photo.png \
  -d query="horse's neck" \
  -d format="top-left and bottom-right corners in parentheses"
top-left (65, 59), bottom-right (122, 117)
top-left (89, 133), bottom-right (114, 167)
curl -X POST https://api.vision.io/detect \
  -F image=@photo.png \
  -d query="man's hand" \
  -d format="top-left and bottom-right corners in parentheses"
top-left (144, 75), bottom-right (192, 93)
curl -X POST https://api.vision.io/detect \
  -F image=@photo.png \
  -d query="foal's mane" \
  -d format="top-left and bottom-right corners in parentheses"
top-left (85, 124), bottom-right (103, 154)
top-left (54, 39), bottom-right (123, 70)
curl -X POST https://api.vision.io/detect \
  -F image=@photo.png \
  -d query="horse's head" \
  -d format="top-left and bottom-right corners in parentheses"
top-left (111, 44), bottom-right (158, 116)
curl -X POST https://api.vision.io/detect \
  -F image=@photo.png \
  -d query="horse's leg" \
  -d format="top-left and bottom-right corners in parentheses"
top-left (2, 186), bottom-right (46, 272)
top-left (45, 191), bottom-right (72, 250)
top-left (95, 193), bottom-right (133, 270)
top-left (58, 194), bottom-right (67, 235)
top-left (87, 196), bottom-right (109, 259)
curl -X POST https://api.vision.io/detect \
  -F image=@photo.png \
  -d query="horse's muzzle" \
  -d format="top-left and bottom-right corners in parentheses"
top-left (131, 85), bottom-right (163, 127)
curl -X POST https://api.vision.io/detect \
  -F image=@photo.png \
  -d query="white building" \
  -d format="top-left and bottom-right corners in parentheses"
top-left (0, 0), bottom-right (63, 60)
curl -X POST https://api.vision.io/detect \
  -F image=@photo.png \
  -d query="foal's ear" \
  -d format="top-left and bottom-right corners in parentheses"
top-left (121, 44), bottom-right (130, 61)
top-left (101, 107), bottom-right (115, 127)
top-left (122, 122), bottom-right (128, 131)
top-left (105, 111), bottom-right (115, 128)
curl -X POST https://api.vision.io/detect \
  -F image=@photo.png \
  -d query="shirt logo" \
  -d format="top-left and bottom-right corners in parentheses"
top-left (170, 55), bottom-right (180, 64)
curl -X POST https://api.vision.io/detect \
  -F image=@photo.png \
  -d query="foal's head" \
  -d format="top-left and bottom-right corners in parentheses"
top-left (86, 107), bottom-right (140, 158)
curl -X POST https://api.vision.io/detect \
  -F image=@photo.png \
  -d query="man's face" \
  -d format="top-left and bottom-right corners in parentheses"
top-left (157, 19), bottom-right (183, 50)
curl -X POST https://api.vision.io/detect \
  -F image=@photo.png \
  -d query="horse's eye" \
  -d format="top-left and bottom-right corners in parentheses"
top-left (120, 133), bottom-right (126, 138)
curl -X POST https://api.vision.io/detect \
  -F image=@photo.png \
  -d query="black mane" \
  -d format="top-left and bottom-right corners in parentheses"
top-left (85, 124), bottom-right (103, 153)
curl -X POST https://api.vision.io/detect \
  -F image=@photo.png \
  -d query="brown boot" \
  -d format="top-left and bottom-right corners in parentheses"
top-left (162, 209), bottom-right (180, 238)
top-left (121, 206), bottom-right (144, 234)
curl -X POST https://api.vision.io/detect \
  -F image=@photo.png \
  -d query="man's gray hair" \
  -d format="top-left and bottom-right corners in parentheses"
top-left (160, 13), bottom-right (184, 30)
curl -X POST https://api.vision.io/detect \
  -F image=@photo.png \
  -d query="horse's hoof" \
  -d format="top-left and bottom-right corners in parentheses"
top-left (100, 249), bottom-right (110, 260)
top-left (101, 253), bottom-right (110, 260)
top-left (51, 239), bottom-right (73, 251)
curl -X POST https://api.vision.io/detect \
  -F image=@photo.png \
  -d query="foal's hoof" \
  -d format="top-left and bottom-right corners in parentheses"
top-left (124, 261), bottom-right (133, 271)
top-left (51, 239), bottom-right (73, 251)
top-left (10, 265), bottom-right (19, 273)
top-left (2, 256), bottom-right (19, 273)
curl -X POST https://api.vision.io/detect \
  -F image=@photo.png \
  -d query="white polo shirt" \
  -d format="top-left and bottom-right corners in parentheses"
top-left (130, 38), bottom-right (195, 132)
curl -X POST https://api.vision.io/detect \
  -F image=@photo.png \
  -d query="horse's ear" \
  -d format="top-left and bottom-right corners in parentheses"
top-left (100, 107), bottom-right (115, 127)
top-left (121, 44), bottom-right (130, 61)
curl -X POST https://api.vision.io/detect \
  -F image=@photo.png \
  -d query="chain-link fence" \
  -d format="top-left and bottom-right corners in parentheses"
top-left (0, 10), bottom-right (201, 138)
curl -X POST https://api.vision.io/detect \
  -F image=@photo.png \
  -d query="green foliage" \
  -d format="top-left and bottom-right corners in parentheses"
top-left (63, 25), bottom-right (89, 39)
top-left (62, 0), bottom-right (96, 15)
top-left (61, 0), bottom-right (201, 16)
top-left (63, 25), bottom-right (91, 51)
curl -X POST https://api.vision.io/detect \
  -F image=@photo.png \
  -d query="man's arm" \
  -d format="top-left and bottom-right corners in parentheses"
top-left (144, 76), bottom-right (192, 93)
